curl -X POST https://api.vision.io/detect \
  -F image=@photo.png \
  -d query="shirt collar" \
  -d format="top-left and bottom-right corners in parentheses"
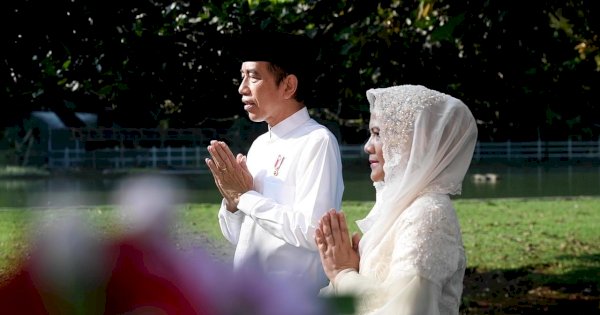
top-left (269, 107), bottom-right (310, 141)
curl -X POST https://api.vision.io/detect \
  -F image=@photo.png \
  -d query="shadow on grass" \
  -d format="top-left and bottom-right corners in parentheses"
top-left (460, 253), bottom-right (600, 314)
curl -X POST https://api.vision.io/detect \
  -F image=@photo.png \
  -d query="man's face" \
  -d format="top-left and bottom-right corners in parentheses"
top-left (238, 61), bottom-right (286, 126)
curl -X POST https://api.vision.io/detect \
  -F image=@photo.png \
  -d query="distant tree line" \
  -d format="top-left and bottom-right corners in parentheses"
top-left (1, 0), bottom-right (598, 146)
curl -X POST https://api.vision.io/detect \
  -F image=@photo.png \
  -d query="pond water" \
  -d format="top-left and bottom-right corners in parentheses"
top-left (343, 163), bottom-right (600, 201)
top-left (0, 164), bottom-right (599, 207)
top-left (461, 163), bottom-right (600, 199)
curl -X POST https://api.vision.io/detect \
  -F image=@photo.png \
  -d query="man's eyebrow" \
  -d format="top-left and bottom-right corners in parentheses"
top-left (240, 69), bottom-right (259, 75)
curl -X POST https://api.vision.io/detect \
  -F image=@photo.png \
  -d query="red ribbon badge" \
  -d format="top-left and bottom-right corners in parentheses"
top-left (274, 155), bottom-right (285, 176)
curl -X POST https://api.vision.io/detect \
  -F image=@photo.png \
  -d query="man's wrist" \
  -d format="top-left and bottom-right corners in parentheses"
top-left (225, 192), bottom-right (245, 213)
top-left (232, 192), bottom-right (243, 206)
top-left (224, 198), bottom-right (238, 213)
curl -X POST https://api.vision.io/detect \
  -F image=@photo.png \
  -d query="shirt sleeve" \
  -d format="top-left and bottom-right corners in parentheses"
top-left (237, 134), bottom-right (343, 251)
top-left (217, 199), bottom-right (245, 245)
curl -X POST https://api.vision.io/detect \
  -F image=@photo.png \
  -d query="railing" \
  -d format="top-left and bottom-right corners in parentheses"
top-left (46, 140), bottom-right (600, 169)
top-left (341, 140), bottom-right (600, 161)
top-left (472, 140), bottom-right (600, 161)
top-left (48, 146), bottom-right (209, 170)
top-left (64, 127), bottom-right (220, 145)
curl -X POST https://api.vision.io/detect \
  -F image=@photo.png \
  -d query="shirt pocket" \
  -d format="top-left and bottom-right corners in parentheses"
top-left (262, 177), bottom-right (296, 205)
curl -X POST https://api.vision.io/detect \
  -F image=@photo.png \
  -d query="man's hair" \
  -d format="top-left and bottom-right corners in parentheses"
top-left (267, 63), bottom-right (308, 103)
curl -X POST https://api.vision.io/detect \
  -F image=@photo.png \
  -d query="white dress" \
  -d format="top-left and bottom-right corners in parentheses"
top-left (320, 85), bottom-right (477, 314)
top-left (323, 193), bottom-right (466, 315)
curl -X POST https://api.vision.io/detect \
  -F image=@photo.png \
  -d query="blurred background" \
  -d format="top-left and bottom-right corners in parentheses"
top-left (0, 1), bottom-right (598, 314)
top-left (0, 0), bottom-right (598, 202)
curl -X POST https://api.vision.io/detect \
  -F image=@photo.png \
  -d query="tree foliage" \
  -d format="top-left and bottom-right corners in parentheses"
top-left (1, 0), bottom-right (598, 143)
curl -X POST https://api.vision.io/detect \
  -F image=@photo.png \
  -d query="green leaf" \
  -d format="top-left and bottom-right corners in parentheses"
top-left (430, 13), bottom-right (464, 43)
top-left (62, 59), bottom-right (72, 70)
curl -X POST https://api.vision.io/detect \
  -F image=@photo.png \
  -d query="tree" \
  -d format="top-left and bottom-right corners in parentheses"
top-left (1, 0), bottom-right (598, 144)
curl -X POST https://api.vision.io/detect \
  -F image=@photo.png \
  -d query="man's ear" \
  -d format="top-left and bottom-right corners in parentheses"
top-left (282, 74), bottom-right (298, 100)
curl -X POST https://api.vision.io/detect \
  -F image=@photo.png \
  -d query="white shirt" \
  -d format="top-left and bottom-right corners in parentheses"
top-left (218, 107), bottom-right (344, 288)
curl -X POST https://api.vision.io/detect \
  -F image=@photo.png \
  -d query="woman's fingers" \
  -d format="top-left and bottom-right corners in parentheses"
top-left (328, 210), bottom-right (343, 247)
top-left (338, 211), bottom-right (351, 247)
top-left (352, 232), bottom-right (361, 252)
top-left (322, 214), bottom-right (335, 247)
top-left (315, 228), bottom-right (327, 251)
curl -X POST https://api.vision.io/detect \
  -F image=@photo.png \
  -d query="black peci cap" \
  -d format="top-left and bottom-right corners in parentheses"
top-left (234, 31), bottom-right (317, 83)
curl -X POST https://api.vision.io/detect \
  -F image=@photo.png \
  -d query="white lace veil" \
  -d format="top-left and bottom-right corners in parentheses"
top-left (356, 85), bottom-right (478, 256)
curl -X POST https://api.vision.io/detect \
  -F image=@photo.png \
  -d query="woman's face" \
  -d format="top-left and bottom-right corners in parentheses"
top-left (364, 114), bottom-right (385, 182)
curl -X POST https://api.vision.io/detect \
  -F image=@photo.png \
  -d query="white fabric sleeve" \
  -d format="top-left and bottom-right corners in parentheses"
top-left (333, 271), bottom-right (441, 315)
top-left (237, 136), bottom-right (342, 251)
top-left (371, 275), bottom-right (440, 315)
top-left (217, 198), bottom-right (244, 245)
top-left (332, 268), bottom-right (376, 296)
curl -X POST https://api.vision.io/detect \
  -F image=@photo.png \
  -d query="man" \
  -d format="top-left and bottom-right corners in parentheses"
top-left (205, 31), bottom-right (344, 290)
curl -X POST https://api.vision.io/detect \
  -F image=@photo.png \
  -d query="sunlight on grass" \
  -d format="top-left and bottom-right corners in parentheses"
top-left (456, 197), bottom-right (600, 283)
top-left (0, 166), bottom-right (50, 177)
top-left (0, 210), bottom-right (34, 280)
top-left (0, 197), bottom-right (598, 287)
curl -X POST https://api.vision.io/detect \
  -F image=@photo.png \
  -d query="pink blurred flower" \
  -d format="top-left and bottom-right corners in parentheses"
top-left (0, 174), bottom-right (332, 315)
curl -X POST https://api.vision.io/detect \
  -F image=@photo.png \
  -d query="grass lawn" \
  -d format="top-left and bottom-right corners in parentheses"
top-left (0, 197), bottom-right (598, 314)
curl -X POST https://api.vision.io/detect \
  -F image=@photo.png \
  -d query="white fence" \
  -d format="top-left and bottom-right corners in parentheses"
top-left (473, 140), bottom-right (600, 161)
top-left (340, 140), bottom-right (600, 161)
top-left (48, 146), bottom-right (209, 169)
top-left (47, 140), bottom-right (600, 169)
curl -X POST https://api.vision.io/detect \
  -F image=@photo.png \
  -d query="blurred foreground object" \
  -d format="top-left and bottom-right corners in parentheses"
top-left (0, 174), bottom-right (331, 314)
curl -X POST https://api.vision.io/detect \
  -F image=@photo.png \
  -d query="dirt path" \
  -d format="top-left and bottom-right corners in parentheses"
top-left (174, 230), bottom-right (235, 264)
top-left (177, 232), bottom-right (600, 314)
top-left (460, 267), bottom-right (600, 314)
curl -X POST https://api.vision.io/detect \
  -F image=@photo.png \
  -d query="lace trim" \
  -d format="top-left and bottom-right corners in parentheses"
top-left (420, 180), bottom-right (463, 196)
top-left (367, 85), bottom-right (447, 183)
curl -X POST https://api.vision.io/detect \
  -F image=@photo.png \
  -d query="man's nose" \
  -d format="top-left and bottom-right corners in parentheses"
top-left (238, 82), bottom-right (246, 95)
top-left (238, 79), bottom-right (249, 95)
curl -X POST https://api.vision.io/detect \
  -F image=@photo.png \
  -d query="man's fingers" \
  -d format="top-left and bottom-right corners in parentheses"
top-left (237, 154), bottom-right (249, 172)
top-left (214, 141), bottom-right (236, 171)
top-left (204, 158), bottom-right (219, 176)
top-left (207, 141), bottom-right (232, 172)
top-left (207, 142), bottom-right (224, 170)
top-left (205, 158), bottom-right (221, 183)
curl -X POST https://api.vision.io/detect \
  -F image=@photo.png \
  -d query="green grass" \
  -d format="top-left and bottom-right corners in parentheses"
top-left (0, 166), bottom-right (50, 177)
top-left (455, 197), bottom-right (600, 285)
top-left (0, 197), bottom-right (599, 287)
top-left (0, 210), bottom-right (31, 278)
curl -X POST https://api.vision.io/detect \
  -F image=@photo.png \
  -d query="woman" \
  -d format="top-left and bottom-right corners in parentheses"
top-left (315, 85), bottom-right (477, 314)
